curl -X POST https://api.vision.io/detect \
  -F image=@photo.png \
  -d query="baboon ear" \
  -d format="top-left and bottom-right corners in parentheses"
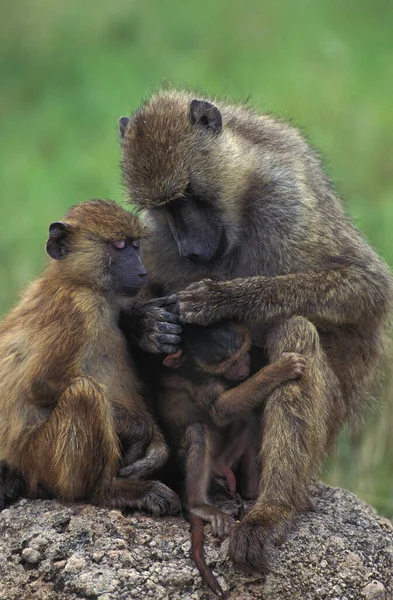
top-left (189, 100), bottom-right (222, 134)
top-left (118, 117), bottom-right (130, 141)
top-left (46, 221), bottom-right (72, 260)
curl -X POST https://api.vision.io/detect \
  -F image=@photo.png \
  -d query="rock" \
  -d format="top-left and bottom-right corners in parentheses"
top-left (0, 482), bottom-right (392, 600)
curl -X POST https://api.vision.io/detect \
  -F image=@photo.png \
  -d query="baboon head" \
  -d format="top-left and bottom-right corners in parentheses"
top-left (119, 91), bottom-right (248, 265)
top-left (46, 199), bottom-right (148, 296)
top-left (164, 321), bottom-right (252, 381)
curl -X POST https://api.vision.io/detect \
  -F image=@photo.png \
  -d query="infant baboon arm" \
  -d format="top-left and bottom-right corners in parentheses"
top-left (210, 352), bottom-right (306, 427)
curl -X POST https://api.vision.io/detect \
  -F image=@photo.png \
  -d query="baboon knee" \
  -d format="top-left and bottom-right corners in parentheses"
top-left (267, 316), bottom-right (320, 359)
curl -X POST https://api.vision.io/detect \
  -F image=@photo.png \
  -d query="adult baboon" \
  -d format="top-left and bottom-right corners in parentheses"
top-left (119, 90), bottom-right (393, 570)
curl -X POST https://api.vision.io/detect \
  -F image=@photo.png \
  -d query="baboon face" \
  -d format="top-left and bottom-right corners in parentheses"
top-left (120, 96), bottom-right (229, 264)
top-left (162, 190), bottom-right (227, 264)
top-left (46, 200), bottom-right (148, 296)
top-left (108, 238), bottom-right (148, 296)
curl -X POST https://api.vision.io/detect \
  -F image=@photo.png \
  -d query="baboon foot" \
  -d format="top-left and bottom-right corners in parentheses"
top-left (228, 504), bottom-right (292, 572)
top-left (140, 482), bottom-right (181, 516)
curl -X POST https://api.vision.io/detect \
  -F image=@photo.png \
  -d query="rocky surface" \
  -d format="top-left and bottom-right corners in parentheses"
top-left (0, 483), bottom-right (392, 600)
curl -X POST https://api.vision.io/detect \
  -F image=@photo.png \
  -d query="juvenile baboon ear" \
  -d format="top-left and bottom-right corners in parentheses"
top-left (189, 100), bottom-right (222, 134)
top-left (163, 349), bottom-right (184, 369)
top-left (46, 221), bottom-right (72, 260)
top-left (118, 117), bottom-right (130, 141)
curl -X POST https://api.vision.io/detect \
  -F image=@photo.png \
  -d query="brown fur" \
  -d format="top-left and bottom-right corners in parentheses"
top-left (0, 200), bottom-right (179, 515)
top-left (120, 90), bottom-right (393, 570)
top-left (159, 324), bottom-right (304, 596)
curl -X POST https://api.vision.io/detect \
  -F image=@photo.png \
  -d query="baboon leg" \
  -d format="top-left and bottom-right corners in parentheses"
top-left (184, 423), bottom-right (235, 538)
top-left (228, 316), bottom-right (343, 571)
top-left (24, 376), bottom-right (119, 501)
top-left (96, 477), bottom-right (181, 516)
top-left (23, 377), bottom-right (180, 515)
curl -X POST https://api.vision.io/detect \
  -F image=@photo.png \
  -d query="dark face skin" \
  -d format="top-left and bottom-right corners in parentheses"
top-left (46, 223), bottom-right (147, 297)
top-left (223, 352), bottom-right (251, 382)
top-left (164, 193), bottom-right (227, 265)
top-left (109, 238), bottom-right (148, 296)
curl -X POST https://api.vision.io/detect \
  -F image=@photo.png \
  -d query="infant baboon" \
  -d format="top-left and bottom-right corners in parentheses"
top-left (0, 200), bottom-right (179, 515)
top-left (119, 89), bottom-right (393, 571)
top-left (159, 322), bottom-right (305, 596)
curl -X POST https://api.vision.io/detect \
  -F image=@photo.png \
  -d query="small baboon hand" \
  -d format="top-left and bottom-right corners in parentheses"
top-left (130, 295), bottom-right (182, 354)
top-left (278, 352), bottom-right (306, 380)
top-left (178, 279), bottom-right (233, 325)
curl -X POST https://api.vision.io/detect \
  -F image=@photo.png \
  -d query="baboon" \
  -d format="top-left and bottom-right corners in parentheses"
top-left (0, 199), bottom-right (180, 515)
top-left (159, 322), bottom-right (305, 596)
top-left (119, 89), bottom-right (393, 571)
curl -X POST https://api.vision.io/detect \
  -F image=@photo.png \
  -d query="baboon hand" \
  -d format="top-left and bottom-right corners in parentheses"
top-left (178, 279), bottom-right (233, 325)
top-left (136, 295), bottom-right (182, 354)
top-left (120, 435), bottom-right (169, 479)
top-left (278, 352), bottom-right (306, 380)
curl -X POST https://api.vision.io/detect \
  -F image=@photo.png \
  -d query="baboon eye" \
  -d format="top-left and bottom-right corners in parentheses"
top-left (131, 240), bottom-right (140, 249)
top-left (112, 239), bottom-right (127, 250)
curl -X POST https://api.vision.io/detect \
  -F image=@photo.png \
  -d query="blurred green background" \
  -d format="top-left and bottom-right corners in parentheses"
top-left (1, 0), bottom-right (392, 515)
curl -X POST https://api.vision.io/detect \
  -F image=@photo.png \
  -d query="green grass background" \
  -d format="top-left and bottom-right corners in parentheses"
top-left (1, 0), bottom-right (392, 515)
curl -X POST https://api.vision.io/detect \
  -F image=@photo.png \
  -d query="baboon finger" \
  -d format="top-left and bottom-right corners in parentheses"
top-left (157, 344), bottom-right (180, 355)
top-left (158, 334), bottom-right (182, 346)
top-left (157, 322), bottom-right (182, 335)
top-left (156, 310), bottom-right (181, 324)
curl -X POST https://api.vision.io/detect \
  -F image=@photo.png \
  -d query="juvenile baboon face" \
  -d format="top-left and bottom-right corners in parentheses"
top-left (119, 95), bottom-right (229, 264)
top-left (46, 200), bottom-right (148, 296)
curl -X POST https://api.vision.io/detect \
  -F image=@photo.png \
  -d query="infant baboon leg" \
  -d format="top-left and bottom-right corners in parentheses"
top-left (183, 422), bottom-right (212, 508)
top-left (184, 423), bottom-right (234, 538)
top-left (229, 316), bottom-right (343, 572)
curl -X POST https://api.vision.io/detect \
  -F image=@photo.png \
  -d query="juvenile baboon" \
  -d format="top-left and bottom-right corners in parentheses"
top-left (119, 90), bottom-right (393, 571)
top-left (0, 199), bottom-right (179, 515)
top-left (159, 322), bottom-right (305, 596)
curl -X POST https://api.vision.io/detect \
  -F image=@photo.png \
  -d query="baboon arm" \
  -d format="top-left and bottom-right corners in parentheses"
top-left (179, 266), bottom-right (390, 328)
top-left (119, 422), bottom-right (170, 479)
top-left (210, 353), bottom-right (304, 427)
top-left (120, 295), bottom-right (181, 354)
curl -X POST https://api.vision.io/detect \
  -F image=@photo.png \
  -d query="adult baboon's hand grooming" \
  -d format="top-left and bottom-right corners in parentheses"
top-left (119, 91), bottom-right (393, 571)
